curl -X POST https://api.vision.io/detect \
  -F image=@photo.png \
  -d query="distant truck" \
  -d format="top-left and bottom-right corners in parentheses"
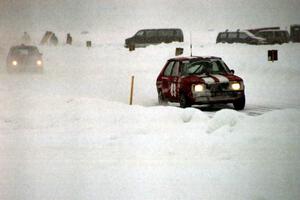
top-left (216, 30), bottom-right (266, 45)
top-left (125, 28), bottom-right (184, 48)
top-left (290, 25), bottom-right (300, 43)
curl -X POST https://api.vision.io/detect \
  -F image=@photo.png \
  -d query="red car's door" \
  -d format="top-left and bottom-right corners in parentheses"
top-left (168, 61), bottom-right (181, 102)
top-left (161, 61), bottom-right (175, 100)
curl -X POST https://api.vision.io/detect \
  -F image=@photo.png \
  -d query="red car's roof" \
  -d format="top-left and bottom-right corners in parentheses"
top-left (168, 56), bottom-right (222, 61)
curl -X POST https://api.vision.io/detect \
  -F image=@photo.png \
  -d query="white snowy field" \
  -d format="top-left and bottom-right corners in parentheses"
top-left (0, 31), bottom-right (300, 199)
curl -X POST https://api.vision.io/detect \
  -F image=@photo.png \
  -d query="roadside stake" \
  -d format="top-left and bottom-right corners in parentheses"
top-left (129, 75), bottom-right (135, 105)
top-left (86, 41), bottom-right (92, 48)
top-left (268, 50), bottom-right (278, 62)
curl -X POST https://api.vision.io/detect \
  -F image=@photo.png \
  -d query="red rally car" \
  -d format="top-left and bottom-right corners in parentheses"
top-left (156, 56), bottom-right (245, 110)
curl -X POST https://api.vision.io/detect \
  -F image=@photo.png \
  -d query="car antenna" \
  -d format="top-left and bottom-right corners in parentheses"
top-left (190, 32), bottom-right (193, 57)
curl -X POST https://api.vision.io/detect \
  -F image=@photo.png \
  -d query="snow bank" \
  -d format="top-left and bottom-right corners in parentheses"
top-left (0, 93), bottom-right (299, 199)
top-left (207, 109), bottom-right (247, 133)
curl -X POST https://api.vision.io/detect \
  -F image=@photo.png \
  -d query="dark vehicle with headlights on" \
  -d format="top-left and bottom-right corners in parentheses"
top-left (156, 56), bottom-right (245, 110)
top-left (6, 44), bottom-right (43, 72)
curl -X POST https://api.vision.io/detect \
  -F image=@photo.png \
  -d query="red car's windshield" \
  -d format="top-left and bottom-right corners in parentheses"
top-left (182, 60), bottom-right (230, 75)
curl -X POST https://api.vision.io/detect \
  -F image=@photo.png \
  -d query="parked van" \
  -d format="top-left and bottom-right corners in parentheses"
top-left (255, 30), bottom-right (290, 44)
top-left (125, 29), bottom-right (184, 48)
top-left (216, 30), bottom-right (265, 45)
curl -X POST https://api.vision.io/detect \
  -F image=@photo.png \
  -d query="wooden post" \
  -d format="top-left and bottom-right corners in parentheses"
top-left (268, 50), bottom-right (278, 62)
top-left (175, 47), bottom-right (184, 56)
top-left (129, 76), bottom-right (135, 105)
top-left (86, 41), bottom-right (92, 48)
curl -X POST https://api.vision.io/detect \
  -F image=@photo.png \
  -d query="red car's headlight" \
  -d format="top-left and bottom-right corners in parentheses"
top-left (12, 60), bottom-right (18, 66)
top-left (36, 60), bottom-right (43, 66)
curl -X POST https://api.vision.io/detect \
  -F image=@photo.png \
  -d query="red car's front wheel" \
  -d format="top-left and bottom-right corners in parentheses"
top-left (179, 94), bottom-right (191, 108)
top-left (233, 95), bottom-right (246, 110)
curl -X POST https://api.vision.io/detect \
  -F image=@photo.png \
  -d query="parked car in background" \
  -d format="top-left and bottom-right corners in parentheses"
top-left (255, 30), bottom-right (290, 44)
top-left (6, 44), bottom-right (43, 72)
top-left (156, 56), bottom-right (245, 110)
top-left (290, 25), bottom-right (300, 43)
top-left (216, 30), bottom-right (265, 45)
top-left (125, 28), bottom-right (184, 48)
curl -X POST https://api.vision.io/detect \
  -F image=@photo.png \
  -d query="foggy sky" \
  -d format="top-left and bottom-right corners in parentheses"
top-left (0, 0), bottom-right (299, 33)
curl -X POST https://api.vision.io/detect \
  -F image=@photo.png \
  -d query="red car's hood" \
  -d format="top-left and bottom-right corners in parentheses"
top-left (182, 73), bottom-right (243, 84)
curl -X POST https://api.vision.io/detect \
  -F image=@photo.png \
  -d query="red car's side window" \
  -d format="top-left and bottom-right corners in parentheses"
top-left (171, 61), bottom-right (180, 77)
top-left (163, 61), bottom-right (174, 76)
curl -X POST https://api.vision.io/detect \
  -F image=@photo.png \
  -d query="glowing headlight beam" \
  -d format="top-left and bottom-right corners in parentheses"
top-left (36, 60), bottom-right (42, 66)
top-left (12, 60), bottom-right (18, 66)
top-left (194, 84), bottom-right (204, 92)
top-left (231, 83), bottom-right (241, 90)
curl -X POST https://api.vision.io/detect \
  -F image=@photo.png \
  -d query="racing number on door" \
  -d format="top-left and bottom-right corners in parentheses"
top-left (170, 83), bottom-right (176, 97)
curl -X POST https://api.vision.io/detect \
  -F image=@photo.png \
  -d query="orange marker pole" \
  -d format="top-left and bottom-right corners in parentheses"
top-left (129, 76), bottom-right (135, 105)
